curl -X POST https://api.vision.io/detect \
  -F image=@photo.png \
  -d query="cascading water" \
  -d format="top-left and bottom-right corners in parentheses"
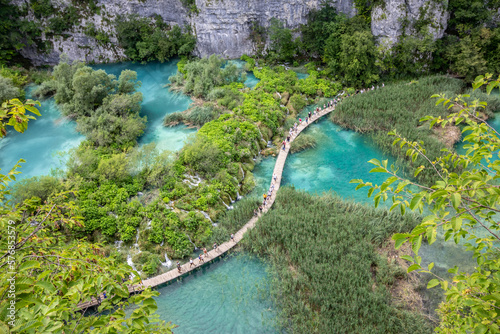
top-left (222, 201), bottom-right (234, 210)
top-left (161, 253), bottom-right (172, 268)
top-left (185, 233), bottom-right (199, 250)
top-left (239, 165), bottom-right (245, 179)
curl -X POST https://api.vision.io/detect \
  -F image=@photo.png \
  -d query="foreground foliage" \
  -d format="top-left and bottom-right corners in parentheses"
top-left (0, 103), bottom-right (172, 333)
top-left (245, 187), bottom-right (432, 334)
top-left (332, 76), bottom-right (500, 184)
top-left (353, 75), bottom-right (500, 333)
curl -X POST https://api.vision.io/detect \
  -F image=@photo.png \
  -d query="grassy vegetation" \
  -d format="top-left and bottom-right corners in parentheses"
top-left (244, 186), bottom-right (432, 334)
top-left (290, 133), bottom-right (317, 153)
top-left (332, 76), bottom-right (467, 184)
top-left (211, 197), bottom-right (260, 244)
top-left (164, 105), bottom-right (221, 127)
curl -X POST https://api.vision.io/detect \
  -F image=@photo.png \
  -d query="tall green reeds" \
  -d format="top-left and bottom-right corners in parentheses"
top-left (211, 197), bottom-right (260, 244)
top-left (332, 76), bottom-right (468, 184)
top-left (245, 187), bottom-right (432, 334)
top-left (290, 133), bottom-right (317, 153)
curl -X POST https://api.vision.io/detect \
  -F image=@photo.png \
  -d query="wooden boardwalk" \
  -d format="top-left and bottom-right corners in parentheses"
top-left (76, 105), bottom-right (334, 311)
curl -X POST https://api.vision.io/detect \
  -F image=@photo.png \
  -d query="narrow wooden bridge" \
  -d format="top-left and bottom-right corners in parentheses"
top-left (76, 105), bottom-right (334, 311)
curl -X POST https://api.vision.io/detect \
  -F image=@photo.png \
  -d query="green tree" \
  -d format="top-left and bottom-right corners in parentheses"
top-left (353, 74), bottom-right (500, 333)
top-left (300, 3), bottom-right (339, 57)
top-left (446, 36), bottom-right (487, 82)
top-left (268, 18), bottom-right (297, 62)
top-left (335, 30), bottom-right (379, 87)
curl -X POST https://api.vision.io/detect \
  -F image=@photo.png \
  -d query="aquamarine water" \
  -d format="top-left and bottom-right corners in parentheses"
top-left (0, 86), bottom-right (84, 181)
top-left (252, 107), bottom-right (394, 203)
top-left (93, 61), bottom-right (195, 152)
top-left (0, 61), bottom-right (196, 182)
top-left (154, 254), bottom-right (277, 334)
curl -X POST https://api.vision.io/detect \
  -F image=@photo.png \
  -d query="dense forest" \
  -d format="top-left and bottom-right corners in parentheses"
top-left (1, 0), bottom-right (500, 333)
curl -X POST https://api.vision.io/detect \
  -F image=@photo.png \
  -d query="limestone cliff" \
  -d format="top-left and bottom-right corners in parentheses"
top-left (191, 0), bottom-right (356, 58)
top-left (13, 0), bottom-right (450, 65)
top-left (371, 0), bottom-right (448, 48)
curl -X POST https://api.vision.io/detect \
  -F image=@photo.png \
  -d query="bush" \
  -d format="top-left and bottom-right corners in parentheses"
top-left (10, 175), bottom-right (63, 204)
top-left (115, 14), bottom-right (195, 62)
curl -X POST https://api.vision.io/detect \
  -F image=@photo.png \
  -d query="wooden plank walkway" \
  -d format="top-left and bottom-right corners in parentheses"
top-left (76, 105), bottom-right (334, 311)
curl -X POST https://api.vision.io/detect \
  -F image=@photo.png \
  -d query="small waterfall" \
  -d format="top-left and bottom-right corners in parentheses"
top-left (239, 165), bottom-right (245, 179)
top-left (185, 233), bottom-right (199, 250)
top-left (257, 128), bottom-right (267, 144)
top-left (127, 254), bottom-right (140, 278)
top-left (229, 194), bottom-right (235, 203)
top-left (276, 92), bottom-right (282, 99)
top-left (222, 201), bottom-right (234, 210)
top-left (161, 253), bottom-right (172, 267)
top-left (183, 174), bottom-right (202, 188)
top-left (236, 190), bottom-right (242, 200)
top-left (267, 141), bottom-right (273, 148)
top-left (114, 240), bottom-right (123, 250)
top-left (200, 211), bottom-right (213, 223)
top-left (134, 229), bottom-right (140, 249)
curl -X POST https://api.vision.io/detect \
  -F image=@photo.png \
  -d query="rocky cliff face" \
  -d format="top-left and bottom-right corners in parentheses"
top-left (371, 0), bottom-right (448, 48)
top-left (14, 0), bottom-right (449, 65)
top-left (191, 0), bottom-right (356, 58)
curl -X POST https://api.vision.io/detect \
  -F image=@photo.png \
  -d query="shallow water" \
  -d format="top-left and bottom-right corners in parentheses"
top-left (0, 61), bottom-right (195, 182)
top-left (154, 254), bottom-right (277, 334)
top-left (253, 107), bottom-right (394, 203)
top-left (0, 86), bottom-right (84, 181)
top-left (93, 61), bottom-right (196, 152)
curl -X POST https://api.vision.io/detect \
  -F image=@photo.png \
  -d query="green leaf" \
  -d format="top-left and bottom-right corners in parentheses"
top-left (409, 194), bottom-right (424, 210)
top-left (35, 280), bottom-right (56, 293)
top-left (412, 235), bottom-right (422, 255)
top-left (474, 324), bottom-right (488, 334)
top-left (369, 167), bottom-right (386, 173)
top-left (407, 264), bottom-right (421, 273)
top-left (400, 255), bottom-right (414, 262)
top-left (18, 260), bottom-right (41, 271)
top-left (451, 217), bottom-right (462, 231)
top-left (451, 193), bottom-right (461, 210)
top-left (427, 279), bottom-right (440, 289)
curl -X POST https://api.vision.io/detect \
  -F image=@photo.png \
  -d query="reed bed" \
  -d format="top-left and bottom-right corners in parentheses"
top-left (211, 197), bottom-right (260, 244)
top-left (245, 187), bottom-right (432, 334)
top-left (331, 76), bottom-right (467, 184)
top-left (290, 134), bottom-right (317, 153)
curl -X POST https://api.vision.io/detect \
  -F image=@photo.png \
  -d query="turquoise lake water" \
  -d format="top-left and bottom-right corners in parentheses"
top-left (0, 86), bottom-right (84, 180)
top-left (154, 254), bottom-right (277, 334)
top-left (93, 61), bottom-right (195, 152)
top-left (0, 61), bottom-right (195, 182)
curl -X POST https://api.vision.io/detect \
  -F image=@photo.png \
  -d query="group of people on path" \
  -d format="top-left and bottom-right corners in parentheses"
top-left (177, 233), bottom-right (236, 273)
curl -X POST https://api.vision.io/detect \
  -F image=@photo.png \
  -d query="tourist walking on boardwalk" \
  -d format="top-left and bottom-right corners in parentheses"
top-left (273, 173), bottom-right (277, 182)
top-left (308, 111), bottom-right (311, 119)
top-left (177, 261), bottom-right (181, 273)
top-left (203, 247), bottom-right (208, 258)
top-left (282, 140), bottom-right (286, 151)
top-left (286, 135), bottom-right (290, 142)
top-left (213, 242), bottom-right (218, 251)
top-left (198, 253), bottom-right (204, 264)
top-left (189, 258), bottom-right (194, 267)
top-left (305, 117), bottom-right (309, 124)
top-left (231, 233), bottom-right (235, 242)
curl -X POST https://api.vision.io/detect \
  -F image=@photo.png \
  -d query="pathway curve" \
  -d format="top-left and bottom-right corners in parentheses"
top-left (77, 105), bottom-right (334, 310)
